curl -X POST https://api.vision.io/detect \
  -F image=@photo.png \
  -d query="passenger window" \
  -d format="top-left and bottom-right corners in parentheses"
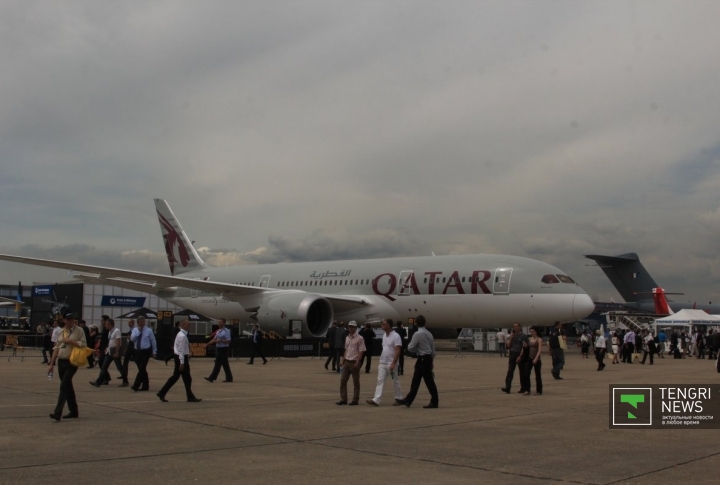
top-left (557, 275), bottom-right (575, 283)
top-left (541, 274), bottom-right (560, 284)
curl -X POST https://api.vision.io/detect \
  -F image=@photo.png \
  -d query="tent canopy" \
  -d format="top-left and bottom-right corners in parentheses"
top-left (115, 307), bottom-right (158, 320)
top-left (653, 309), bottom-right (720, 326)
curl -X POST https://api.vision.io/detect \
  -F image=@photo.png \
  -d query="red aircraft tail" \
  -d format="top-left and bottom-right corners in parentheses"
top-left (652, 287), bottom-right (674, 315)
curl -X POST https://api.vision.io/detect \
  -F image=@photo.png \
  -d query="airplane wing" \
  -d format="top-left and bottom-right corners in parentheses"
top-left (0, 296), bottom-right (20, 304)
top-left (0, 254), bottom-right (368, 309)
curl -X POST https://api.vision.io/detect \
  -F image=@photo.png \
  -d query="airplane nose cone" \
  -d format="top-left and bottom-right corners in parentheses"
top-left (573, 294), bottom-right (595, 319)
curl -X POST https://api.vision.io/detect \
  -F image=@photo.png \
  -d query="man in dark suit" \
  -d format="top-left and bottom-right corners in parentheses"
top-left (119, 319), bottom-right (135, 387)
top-left (358, 323), bottom-right (375, 373)
top-left (324, 321), bottom-right (338, 371)
top-left (248, 324), bottom-right (267, 365)
top-left (334, 322), bottom-right (348, 373)
top-left (394, 320), bottom-right (406, 375)
top-left (130, 317), bottom-right (157, 391)
top-left (79, 320), bottom-right (93, 368)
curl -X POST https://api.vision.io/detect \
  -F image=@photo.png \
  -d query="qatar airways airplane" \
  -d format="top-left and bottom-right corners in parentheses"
top-left (0, 199), bottom-right (594, 337)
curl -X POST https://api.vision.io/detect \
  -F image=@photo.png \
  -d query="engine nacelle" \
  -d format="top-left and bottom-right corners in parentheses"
top-left (256, 292), bottom-right (333, 338)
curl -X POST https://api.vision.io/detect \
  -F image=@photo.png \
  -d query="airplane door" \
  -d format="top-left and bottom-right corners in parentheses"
top-left (493, 268), bottom-right (512, 294)
top-left (259, 275), bottom-right (271, 288)
top-left (398, 270), bottom-right (414, 296)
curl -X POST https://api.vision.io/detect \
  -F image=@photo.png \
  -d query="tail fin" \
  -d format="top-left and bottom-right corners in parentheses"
top-left (585, 253), bottom-right (658, 302)
top-left (652, 287), bottom-right (674, 315)
top-left (15, 281), bottom-right (22, 313)
top-left (154, 199), bottom-right (209, 275)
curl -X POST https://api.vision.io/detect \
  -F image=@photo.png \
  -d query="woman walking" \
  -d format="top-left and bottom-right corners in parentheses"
top-left (523, 326), bottom-right (543, 396)
top-left (47, 309), bottom-right (87, 421)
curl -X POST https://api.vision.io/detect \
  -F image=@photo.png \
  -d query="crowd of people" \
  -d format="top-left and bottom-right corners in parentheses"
top-left (575, 327), bottom-right (720, 365)
top-left (326, 316), bottom-right (438, 408)
top-left (38, 309), bottom-right (720, 421)
top-left (43, 311), bottom-right (207, 421)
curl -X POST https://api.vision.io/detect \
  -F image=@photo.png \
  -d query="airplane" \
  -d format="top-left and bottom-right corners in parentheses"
top-left (0, 282), bottom-right (24, 310)
top-left (0, 199), bottom-right (595, 337)
top-left (585, 252), bottom-right (720, 314)
top-left (0, 296), bottom-right (20, 308)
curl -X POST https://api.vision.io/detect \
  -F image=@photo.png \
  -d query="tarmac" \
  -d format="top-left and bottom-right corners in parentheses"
top-left (1, 346), bottom-right (719, 485)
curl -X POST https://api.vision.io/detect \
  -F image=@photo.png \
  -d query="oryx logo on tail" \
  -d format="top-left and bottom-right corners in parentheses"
top-left (158, 211), bottom-right (190, 275)
top-left (154, 198), bottom-right (208, 276)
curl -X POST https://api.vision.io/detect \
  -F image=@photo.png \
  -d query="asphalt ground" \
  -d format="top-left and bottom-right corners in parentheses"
top-left (0, 346), bottom-right (718, 485)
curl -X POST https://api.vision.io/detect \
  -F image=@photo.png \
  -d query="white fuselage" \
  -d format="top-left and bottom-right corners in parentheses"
top-left (159, 253), bottom-right (594, 329)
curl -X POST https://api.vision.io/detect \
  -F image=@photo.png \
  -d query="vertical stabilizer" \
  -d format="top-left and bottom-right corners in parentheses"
top-left (585, 253), bottom-right (658, 302)
top-left (154, 199), bottom-right (209, 275)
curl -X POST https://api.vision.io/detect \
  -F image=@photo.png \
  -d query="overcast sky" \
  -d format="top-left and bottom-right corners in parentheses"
top-left (1, 1), bottom-right (720, 305)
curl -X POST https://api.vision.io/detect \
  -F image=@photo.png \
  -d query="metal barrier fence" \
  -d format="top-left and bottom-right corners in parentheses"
top-left (0, 333), bottom-right (48, 362)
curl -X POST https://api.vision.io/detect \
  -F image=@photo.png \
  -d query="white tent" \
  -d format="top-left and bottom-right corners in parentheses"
top-left (653, 309), bottom-right (720, 327)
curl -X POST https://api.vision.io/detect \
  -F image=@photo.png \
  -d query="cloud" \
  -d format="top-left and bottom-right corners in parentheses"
top-left (2, 2), bottom-right (720, 304)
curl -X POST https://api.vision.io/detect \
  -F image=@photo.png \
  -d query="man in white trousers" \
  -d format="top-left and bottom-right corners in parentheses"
top-left (366, 319), bottom-right (403, 406)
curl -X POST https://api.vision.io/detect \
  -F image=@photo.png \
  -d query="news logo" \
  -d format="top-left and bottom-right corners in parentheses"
top-left (610, 385), bottom-right (720, 429)
top-left (611, 387), bottom-right (652, 426)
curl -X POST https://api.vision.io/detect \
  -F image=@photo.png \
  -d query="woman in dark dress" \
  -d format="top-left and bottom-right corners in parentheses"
top-left (523, 326), bottom-right (543, 396)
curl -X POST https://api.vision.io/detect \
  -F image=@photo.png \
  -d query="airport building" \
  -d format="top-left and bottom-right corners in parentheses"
top-left (1, 282), bottom-right (191, 333)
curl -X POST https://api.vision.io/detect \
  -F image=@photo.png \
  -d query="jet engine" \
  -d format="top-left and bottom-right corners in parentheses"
top-left (254, 292), bottom-right (333, 338)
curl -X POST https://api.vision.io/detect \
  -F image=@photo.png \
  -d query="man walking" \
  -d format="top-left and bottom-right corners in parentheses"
top-left (79, 320), bottom-right (94, 368)
top-left (334, 322), bottom-right (348, 373)
top-left (248, 324), bottom-right (267, 365)
top-left (594, 330), bottom-right (606, 371)
top-left (640, 329), bottom-right (656, 365)
top-left (657, 329), bottom-right (666, 358)
top-left (336, 321), bottom-right (365, 406)
top-left (497, 329), bottom-right (507, 358)
top-left (366, 319), bottom-right (403, 406)
top-left (358, 323), bottom-right (375, 373)
top-left (394, 320), bottom-right (406, 375)
top-left (548, 321), bottom-right (565, 379)
top-left (119, 319), bottom-right (135, 387)
top-left (501, 322), bottom-right (529, 393)
top-left (397, 315), bottom-right (439, 408)
top-left (205, 318), bottom-right (233, 382)
top-left (157, 320), bottom-right (201, 403)
top-left (130, 317), bottom-right (156, 391)
top-left (324, 321), bottom-right (338, 371)
top-left (90, 318), bottom-right (122, 387)
top-left (623, 329), bottom-right (636, 363)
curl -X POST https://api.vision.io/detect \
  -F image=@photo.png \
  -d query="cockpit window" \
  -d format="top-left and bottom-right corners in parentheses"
top-left (541, 274), bottom-right (560, 284)
top-left (556, 274), bottom-right (575, 284)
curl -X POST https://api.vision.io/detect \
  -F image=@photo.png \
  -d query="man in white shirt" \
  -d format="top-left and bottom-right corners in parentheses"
top-left (496, 330), bottom-right (507, 357)
top-left (50, 320), bottom-right (62, 347)
top-left (594, 331), bottom-right (606, 371)
top-left (640, 329), bottom-right (657, 365)
top-left (90, 318), bottom-right (122, 387)
top-left (366, 319), bottom-right (403, 406)
top-left (157, 320), bottom-right (201, 403)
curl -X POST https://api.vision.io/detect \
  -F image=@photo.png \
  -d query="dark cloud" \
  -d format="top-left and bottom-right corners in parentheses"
top-left (2, 2), bottom-right (720, 306)
top-left (250, 229), bottom-right (429, 264)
